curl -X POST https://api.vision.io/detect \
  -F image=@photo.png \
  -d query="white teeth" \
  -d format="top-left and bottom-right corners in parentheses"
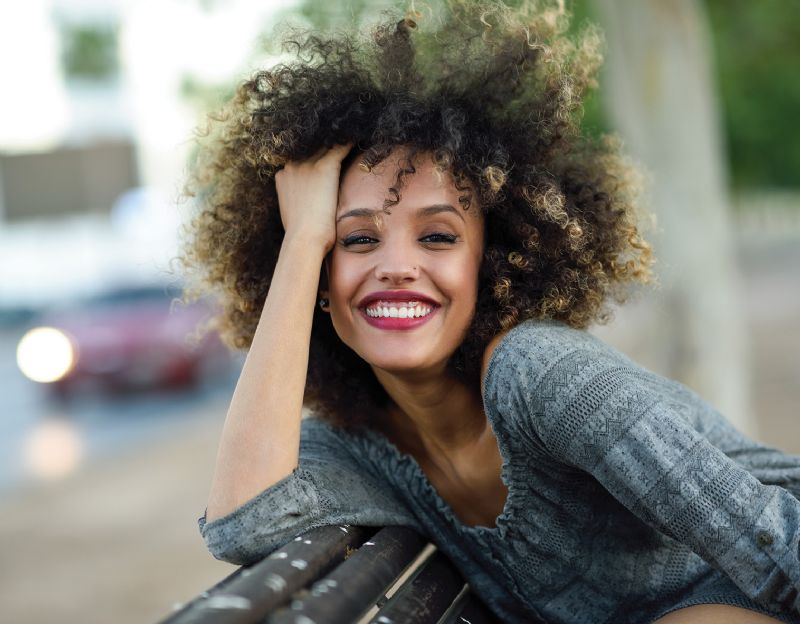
top-left (364, 303), bottom-right (434, 319)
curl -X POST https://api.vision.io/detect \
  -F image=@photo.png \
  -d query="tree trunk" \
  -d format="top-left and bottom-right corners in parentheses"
top-left (590, 0), bottom-right (756, 436)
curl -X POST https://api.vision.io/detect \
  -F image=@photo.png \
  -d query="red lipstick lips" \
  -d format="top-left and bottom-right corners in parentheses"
top-left (357, 290), bottom-right (438, 308)
top-left (358, 290), bottom-right (439, 331)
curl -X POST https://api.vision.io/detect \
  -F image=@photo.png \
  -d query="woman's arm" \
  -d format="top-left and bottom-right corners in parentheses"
top-left (204, 145), bottom-right (350, 523)
top-left (199, 416), bottom-right (420, 565)
top-left (199, 145), bottom-right (420, 566)
top-left (483, 319), bottom-right (800, 616)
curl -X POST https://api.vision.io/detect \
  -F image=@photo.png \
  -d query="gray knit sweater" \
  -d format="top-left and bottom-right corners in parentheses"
top-left (198, 319), bottom-right (800, 623)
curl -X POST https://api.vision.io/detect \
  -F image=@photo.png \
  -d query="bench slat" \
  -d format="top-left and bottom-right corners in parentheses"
top-left (269, 526), bottom-right (428, 624)
top-left (163, 525), bottom-right (501, 624)
top-left (162, 524), bottom-right (373, 624)
top-left (437, 586), bottom-right (500, 624)
top-left (366, 550), bottom-right (464, 623)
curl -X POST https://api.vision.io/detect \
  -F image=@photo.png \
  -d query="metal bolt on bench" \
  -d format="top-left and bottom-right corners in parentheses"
top-left (161, 525), bottom-right (499, 624)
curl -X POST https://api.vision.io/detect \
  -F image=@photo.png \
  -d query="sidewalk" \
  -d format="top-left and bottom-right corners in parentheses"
top-left (0, 399), bottom-right (233, 624)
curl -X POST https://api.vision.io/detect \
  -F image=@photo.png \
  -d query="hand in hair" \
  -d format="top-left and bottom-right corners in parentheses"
top-left (275, 143), bottom-right (353, 253)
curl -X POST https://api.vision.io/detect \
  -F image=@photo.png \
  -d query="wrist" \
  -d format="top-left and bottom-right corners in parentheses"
top-left (283, 229), bottom-right (332, 254)
top-left (281, 229), bottom-right (331, 259)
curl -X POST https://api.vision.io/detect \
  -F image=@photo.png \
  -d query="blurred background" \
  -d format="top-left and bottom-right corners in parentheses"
top-left (0, 0), bottom-right (797, 622)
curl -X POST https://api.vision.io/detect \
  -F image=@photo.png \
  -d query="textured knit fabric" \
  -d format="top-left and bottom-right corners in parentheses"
top-left (198, 319), bottom-right (800, 623)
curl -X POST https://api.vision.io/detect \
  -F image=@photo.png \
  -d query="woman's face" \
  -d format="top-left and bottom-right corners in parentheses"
top-left (326, 148), bottom-right (485, 376)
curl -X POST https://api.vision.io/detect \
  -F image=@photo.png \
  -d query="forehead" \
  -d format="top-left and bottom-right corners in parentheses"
top-left (337, 150), bottom-right (480, 222)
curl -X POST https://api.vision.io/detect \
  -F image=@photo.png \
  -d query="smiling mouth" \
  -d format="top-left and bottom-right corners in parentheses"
top-left (363, 301), bottom-right (435, 319)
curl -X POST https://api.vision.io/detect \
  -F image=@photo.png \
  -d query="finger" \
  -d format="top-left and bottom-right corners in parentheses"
top-left (324, 142), bottom-right (354, 162)
top-left (306, 145), bottom-right (330, 163)
top-left (302, 142), bottom-right (353, 166)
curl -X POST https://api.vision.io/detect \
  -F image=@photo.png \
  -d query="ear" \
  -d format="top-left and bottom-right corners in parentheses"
top-left (318, 254), bottom-right (332, 312)
top-left (319, 253), bottom-right (331, 290)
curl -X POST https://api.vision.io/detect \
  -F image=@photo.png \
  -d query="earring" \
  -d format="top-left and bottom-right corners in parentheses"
top-left (318, 297), bottom-right (329, 311)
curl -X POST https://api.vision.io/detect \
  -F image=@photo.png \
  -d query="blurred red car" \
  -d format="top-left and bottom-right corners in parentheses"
top-left (16, 284), bottom-right (233, 399)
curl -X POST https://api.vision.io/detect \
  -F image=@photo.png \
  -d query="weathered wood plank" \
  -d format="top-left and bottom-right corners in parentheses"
top-left (161, 524), bottom-right (374, 624)
top-left (366, 550), bottom-right (464, 623)
top-left (269, 526), bottom-right (427, 624)
top-left (437, 585), bottom-right (500, 624)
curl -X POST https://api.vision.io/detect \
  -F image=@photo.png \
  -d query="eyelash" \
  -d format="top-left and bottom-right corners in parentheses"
top-left (342, 232), bottom-right (458, 247)
top-left (423, 233), bottom-right (458, 244)
top-left (342, 233), bottom-right (458, 247)
top-left (341, 236), bottom-right (374, 246)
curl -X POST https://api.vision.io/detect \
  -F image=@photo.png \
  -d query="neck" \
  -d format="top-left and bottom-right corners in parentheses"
top-left (371, 364), bottom-right (487, 459)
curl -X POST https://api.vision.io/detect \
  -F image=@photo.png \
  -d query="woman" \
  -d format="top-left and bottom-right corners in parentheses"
top-left (182, 1), bottom-right (800, 622)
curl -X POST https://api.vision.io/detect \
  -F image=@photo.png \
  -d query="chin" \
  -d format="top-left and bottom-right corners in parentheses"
top-left (365, 352), bottom-right (430, 373)
top-left (356, 346), bottom-right (447, 377)
top-left (333, 316), bottom-right (464, 376)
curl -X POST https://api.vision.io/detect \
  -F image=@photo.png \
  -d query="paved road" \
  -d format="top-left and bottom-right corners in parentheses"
top-left (0, 324), bottom-right (239, 496)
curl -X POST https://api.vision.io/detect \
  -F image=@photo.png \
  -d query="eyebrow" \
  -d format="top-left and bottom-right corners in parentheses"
top-left (335, 203), bottom-right (464, 224)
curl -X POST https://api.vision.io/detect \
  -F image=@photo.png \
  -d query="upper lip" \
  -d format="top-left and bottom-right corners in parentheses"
top-left (357, 290), bottom-right (439, 308)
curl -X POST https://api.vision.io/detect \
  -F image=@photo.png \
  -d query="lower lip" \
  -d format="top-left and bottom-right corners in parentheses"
top-left (359, 307), bottom-right (438, 330)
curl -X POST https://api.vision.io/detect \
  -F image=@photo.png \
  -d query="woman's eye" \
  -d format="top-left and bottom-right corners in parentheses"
top-left (342, 235), bottom-right (378, 247)
top-left (421, 233), bottom-right (458, 244)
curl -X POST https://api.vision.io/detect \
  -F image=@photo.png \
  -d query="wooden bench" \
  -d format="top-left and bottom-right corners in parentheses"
top-left (161, 524), bottom-right (500, 623)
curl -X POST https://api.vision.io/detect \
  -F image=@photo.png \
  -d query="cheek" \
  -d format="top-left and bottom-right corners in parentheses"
top-left (327, 251), bottom-right (358, 303)
top-left (439, 256), bottom-right (481, 307)
top-left (326, 255), bottom-right (357, 344)
top-left (327, 253), bottom-right (372, 335)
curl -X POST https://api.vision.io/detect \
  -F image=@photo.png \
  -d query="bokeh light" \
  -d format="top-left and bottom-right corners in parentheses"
top-left (16, 326), bottom-right (77, 383)
top-left (23, 417), bottom-right (83, 481)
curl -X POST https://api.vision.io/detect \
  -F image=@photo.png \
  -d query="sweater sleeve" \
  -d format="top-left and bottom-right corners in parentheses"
top-left (197, 416), bottom-right (420, 565)
top-left (483, 319), bottom-right (800, 616)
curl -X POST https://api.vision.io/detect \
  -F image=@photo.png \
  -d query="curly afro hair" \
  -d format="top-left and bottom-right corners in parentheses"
top-left (180, 0), bottom-right (654, 431)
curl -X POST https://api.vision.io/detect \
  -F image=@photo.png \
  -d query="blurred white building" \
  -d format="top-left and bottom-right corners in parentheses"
top-left (0, 0), bottom-right (296, 309)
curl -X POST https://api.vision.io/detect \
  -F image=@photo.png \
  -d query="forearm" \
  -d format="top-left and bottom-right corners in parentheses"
top-left (205, 233), bottom-right (326, 522)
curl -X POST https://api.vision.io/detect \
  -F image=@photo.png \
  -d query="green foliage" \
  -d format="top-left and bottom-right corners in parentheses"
top-left (59, 22), bottom-right (119, 81)
top-left (180, 76), bottom-right (236, 113)
top-left (564, 0), bottom-right (609, 140)
top-left (292, 0), bottom-right (396, 31)
top-left (705, 0), bottom-right (800, 189)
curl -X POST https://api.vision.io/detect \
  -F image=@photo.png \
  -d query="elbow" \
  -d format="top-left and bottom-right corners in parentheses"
top-left (196, 473), bottom-right (320, 566)
top-left (197, 509), bottom-right (250, 565)
top-left (199, 513), bottom-right (289, 566)
top-left (206, 538), bottom-right (262, 566)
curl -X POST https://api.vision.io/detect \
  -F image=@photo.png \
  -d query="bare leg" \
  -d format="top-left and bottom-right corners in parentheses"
top-left (652, 604), bottom-right (787, 623)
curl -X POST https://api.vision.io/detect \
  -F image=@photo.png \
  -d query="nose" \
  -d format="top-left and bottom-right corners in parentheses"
top-left (373, 243), bottom-right (420, 284)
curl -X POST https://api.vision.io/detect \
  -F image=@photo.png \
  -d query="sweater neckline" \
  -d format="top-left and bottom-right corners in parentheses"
top-left (359, 395), bottom-right (518, 540)
top-left (350, 324), bottom-right (531, 540)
